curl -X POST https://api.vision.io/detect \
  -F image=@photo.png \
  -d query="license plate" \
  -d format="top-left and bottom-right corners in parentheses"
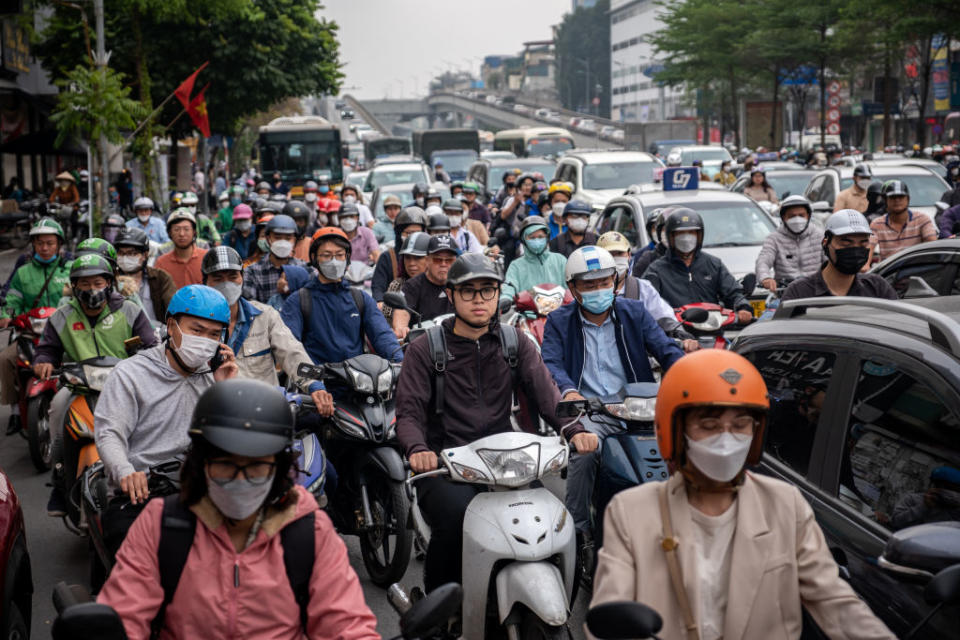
top-left (750, 300), bottom-right (766, 317)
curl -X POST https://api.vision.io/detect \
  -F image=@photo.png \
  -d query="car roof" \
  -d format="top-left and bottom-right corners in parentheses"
top-left (564, 150), bottom-right (659, 164)
top-left (482, 157), bottom-right (557, 168)
top-left (369, 163), bottom-right (424, 173)
top-left (872, 238), bottom-right (960, 272)
top-left (869, 164), bottom-right (944, 177)
top-left (674, 145), bottom-right (727, 152)
top-left (759, 161), bottom-right (808, 171)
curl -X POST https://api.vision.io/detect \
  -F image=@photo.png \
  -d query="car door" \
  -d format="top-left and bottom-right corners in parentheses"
top-left (596, 200), bottom-right (644, 247)
top-left (811, 345), bottom-right (960, 638)
top-left (874, 250), bottom-right (960, 297)
top-left (805, 174), bottom-right (825, 203)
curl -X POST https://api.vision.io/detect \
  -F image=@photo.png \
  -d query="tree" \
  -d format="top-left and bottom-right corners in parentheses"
top-left (554, 0), bottom-right (610, 117)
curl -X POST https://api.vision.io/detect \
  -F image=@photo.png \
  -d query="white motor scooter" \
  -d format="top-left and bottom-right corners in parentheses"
top-left (408, 431), bottom-right (575, 640)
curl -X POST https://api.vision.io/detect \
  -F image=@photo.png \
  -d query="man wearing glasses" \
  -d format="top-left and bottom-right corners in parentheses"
top-left (390, 235), bottom-right (459, 341)
top-left (395, 253), bottom-right (595, 592)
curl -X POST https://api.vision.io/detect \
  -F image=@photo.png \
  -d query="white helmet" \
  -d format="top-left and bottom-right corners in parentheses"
top-left (565, 245), bottom-right (617, 283)
top-left (825, 209), bottom-right (871, 237)
top-left (666, 151), bottom-right (682, 167)
top-left (181, 191), bottom-right (199, 206)
top-left (424, 204), bottom-right (444, 217)
top-left (133, 196), bottom-right (154, 211)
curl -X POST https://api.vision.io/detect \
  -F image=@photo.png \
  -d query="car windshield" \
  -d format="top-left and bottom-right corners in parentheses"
top-left (676, 201), bottom-right (776, 246)
top-left (526, 137), bottom-right (573, 156)
top-left (489, 163), bottom-right (556, 187)
top-left (681, 148), bottom-right (732, 164)
top-left (583, 161), bottom-right (660, 189)
top-left (373, 186), bottom-right (450, 219)
top-left (874, 173), bottom-right (949, 206)
top-left (345, 173), bottom-right (367, 189)
top-left (766, 173), bottom-right (814, 199)
top-left (366, 168), bottom-right (426, 190)
top-left (432, 151), bottom-right (478, 177)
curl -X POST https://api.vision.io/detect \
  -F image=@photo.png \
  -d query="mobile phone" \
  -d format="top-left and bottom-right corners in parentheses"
top-left (209, 345), bottom-right (225, 372)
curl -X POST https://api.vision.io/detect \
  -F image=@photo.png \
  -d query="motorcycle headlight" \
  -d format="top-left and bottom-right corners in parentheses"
top-left (30, 317), bottom-right (48, 334)
top-left (605, 397), bottom-right (657, 421)
top-left (477, 443), bottom-right (540, 487)
top-left (533, 292), bottom-right (563, 316)
top-left (376, 368), bottom-right (393, 394)
top-left (82, 365), bottom-right (113, 391)
top-left (347, 366), bottom-right (374, 394)
top-left (451, 462), bottom-right (488, 482)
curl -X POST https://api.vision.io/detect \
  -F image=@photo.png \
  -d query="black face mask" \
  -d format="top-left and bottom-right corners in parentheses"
top-left (76, 286), bottom-right (109, 309)
top-left (828, 245), bottom-right (869, 275)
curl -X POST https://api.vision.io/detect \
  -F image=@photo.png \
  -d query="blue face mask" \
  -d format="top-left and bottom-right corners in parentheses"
top-left (580, 286), bottom-right (615, 314)
top-left (525, 237), bottom-right (547, 255)
top-left (34, 253), bottom-right (57, 264)
top-left (229, 198), bottom-right (241, 207)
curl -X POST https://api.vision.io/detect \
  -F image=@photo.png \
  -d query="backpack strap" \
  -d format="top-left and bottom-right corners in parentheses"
top-left (623, 275), bottom-right (640, 300)
top-left (425, 325), bottom-right (447, 416)
top-left (152, 495), bottom-right (198, 639)
top-left (281, 511), bottom-right (316, 633)
top-left (497, 324), bottom-right (521, 411)
top-left (349, 286), bottom-right (366, 348)
top-left (298, 287), bottom-right (312, 337)
top-left (389, 247), bottom-right (399, 280)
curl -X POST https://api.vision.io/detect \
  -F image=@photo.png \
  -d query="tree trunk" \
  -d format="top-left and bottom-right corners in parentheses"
top-left (882, 45), bottom-right (892, 148)
top-left (819, 58), bottom-right (826, 148)
top-left (130, 6), bottom-right (157, 203)
top-left (915, 36), bottom-right (938, 150)
top-left (728, 66), bottom-right (740, 149)
top-left (769, 73), bottom-right (780, 148)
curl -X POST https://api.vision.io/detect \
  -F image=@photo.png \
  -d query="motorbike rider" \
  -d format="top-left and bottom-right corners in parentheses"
top-left (590, 349), bottom-right (895, 640)
top-left (868, 180), bottom-right (937, 262)
top-left (541, 246), bottom-right (684, 542)
top-left (782, 209), bottom-right (897, 302)
top-left (462, 181), bottom-right (490, 228)
top-left (549, 199), bottom-right (597, 258)
top-left (396, 252), bottom-right (595, 592)
top-left (284, 201), bottom-right (315, 261)
top-left (242, 214), bottom-right (309, 304)
top-left (154, 208), bottom-right (209, 288)
top-left (631, 208), bottom-right (673, 278)
top-left (372, 193), bottom-right (402, 245)
top-left (280, 227), bottom-right (402, 371)
top-left (302, 179), bottom-right (321, 224)
top-left (101, 213), bottom-right (126, 245)
top-left (643, 209), bottom-right (754, 325)
top-left (114, 227), bottom-right (176, 323)
top-left (442, 198), bottom-right (485, 252)
top-left (50, 171), bottom-right (80, 206)
top-left (833, 163), bottom-right (873, 213)
top-left (425, 209), bottom-right (451, 236)
top-left (340, 184), bottom-right (374, 228)
top-left (94, 285), bottom-right (237, 558)
top-left (99, 379), bottom-right (379, 640)
top-left (382, 232), bottom-right (430, 322)
top-left (742, 167), bottom-right (778, 205)
top-left (501, 216), bottom-right (567, 303)
top-left (424, 187), bottom-right (443, 210)
top-left (125, 196), bottom-right (170, 244)
top-left (181, 191), bottom-right (221, 246)
top-left (546, 182), bottom-right (573, 238)
top-left (339, 202), bottom-right (380, 264)
top-left (713, 160), bottom-right (736, 186)
top-left (864, 181), bottom-right (886, 222)
top-left (371, 206), bottom-right (428, 304)
top-left (755, 195), bottom-right (824, 293)
top-left (221, 203), bottom-right (257, 261)
top-left (391, 234), bottom-right (458, 340)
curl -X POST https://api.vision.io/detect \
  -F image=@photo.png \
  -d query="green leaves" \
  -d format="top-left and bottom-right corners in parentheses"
top-left (50, 65), bottom-right (147, 148)
top-left (554, 0), bottom-right (610, 116)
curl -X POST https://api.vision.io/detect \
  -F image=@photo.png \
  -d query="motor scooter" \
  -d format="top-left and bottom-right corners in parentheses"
top-left (508, 283), bottom-right (573, 347)
top-left (9, 306), bottom-right (58, 470)
top-left (408, 431), bottom-right (575, 640)
top-left (674, 303), bottom-right (739, 349)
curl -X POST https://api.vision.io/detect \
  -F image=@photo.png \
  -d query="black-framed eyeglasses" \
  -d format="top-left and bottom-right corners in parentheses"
top-left (207, 460), bottom-right (277, 485)
top-left (457, 286), bottom-right (498, 301)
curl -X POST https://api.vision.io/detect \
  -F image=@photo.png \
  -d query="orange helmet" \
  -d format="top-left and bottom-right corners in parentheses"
top-left (655, 350), bottom-right (769, 466)
top-left (309, 226), bottom-right (351, 267)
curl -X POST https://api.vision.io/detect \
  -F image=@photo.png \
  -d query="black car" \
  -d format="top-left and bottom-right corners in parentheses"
top-left (465, 157), bottom-right (557, 203)
top-left (733, 296), bottom-right (960, 638)
top-left (871, 239), bottom-right (960, 298)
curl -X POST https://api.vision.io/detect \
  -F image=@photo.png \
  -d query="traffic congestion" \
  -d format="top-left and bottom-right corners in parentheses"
top-left (1, 3), bottom-right (960, 640)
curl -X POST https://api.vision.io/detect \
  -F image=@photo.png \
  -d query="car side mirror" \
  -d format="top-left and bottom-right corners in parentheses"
top-left (383, 291), bottom-right (409, 311)
top-left (681, 307), bottom-right (710, 324)
top-left (900, 563), bottom-right (960, 640)
top-left (586, 601), bottom-right (663, 640)
top-left (903, 276), bottom-right (939, 299)
top-left (880, 522), bottom-right (960, 582)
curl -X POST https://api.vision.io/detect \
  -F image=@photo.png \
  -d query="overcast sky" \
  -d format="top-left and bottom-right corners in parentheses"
top-left (318, 0), bottom-right (570, 99)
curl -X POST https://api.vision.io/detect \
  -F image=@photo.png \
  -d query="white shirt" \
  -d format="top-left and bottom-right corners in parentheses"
top-left (451, 226), bottom-right (483, 253)
top-left (690, 500), bottom-right (739, 640)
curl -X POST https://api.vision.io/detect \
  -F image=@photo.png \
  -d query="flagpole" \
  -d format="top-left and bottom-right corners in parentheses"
top-left (108, 91), bottom-right (177, 165)
top-left (164, 108), bottom-right (188, 132)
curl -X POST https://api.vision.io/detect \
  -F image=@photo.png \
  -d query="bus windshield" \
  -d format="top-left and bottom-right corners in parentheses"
top-left (526, 137), bottom-right (573, 157)
top-left (259, 130), bottom-right (342, 184)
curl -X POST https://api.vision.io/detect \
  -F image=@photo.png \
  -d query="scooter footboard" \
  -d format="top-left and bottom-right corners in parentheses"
top-left (495, 561), bottom-right (569, 626)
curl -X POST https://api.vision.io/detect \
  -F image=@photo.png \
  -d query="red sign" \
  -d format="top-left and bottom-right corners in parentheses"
top-left (827, 123), bottom-right (840, 135)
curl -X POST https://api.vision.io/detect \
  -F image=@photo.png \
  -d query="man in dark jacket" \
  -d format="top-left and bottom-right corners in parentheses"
top-left (542, 245), bottom-right (683, 538)
top-left (396, 252), bottom-right (594, 592)
top-left (548, 199), bottom-right (597, 258)
top-left (114, 227), bottom-right (176, 323)
top-left (371, 207), bottom-right (428, 303)
top-left (643, 208), bottom-right (754, 324)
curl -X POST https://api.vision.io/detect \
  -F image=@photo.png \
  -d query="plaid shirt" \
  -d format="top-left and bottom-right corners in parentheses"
top-left (869, 210), bottom-right (937, 261)
top-left (242, 254), bottom-right (308, 303)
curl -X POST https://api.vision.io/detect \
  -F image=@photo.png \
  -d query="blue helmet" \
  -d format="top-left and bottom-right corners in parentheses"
top-left (166, 284), bottom-right (230, 324)
top-left (264, 214), bottom-right (298, 235)
top-left (563, 199), bottom-right (592, 217)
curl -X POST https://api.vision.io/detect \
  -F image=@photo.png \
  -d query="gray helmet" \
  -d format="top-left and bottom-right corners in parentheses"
top-left (256, 181), bottom-right (271, 192)
top-left (399, 231), bottom-right (431, 257)
top-left (446, 252), bottom-right (504, 287)
top-left (824, 209), bottom-right (871, 237)
top-left (189, 379), bottom-right (293, 457)
top-left (778, 194), bottom-right (812, 218)
top-left (202, 245), bottom-right (244, 274)
top-left (853, 163), bottom-right (873, 179)
top-left (114, 227), bottom-right (149, 251)
top-left (395, 206), bottom-right (428, 233)
top-left (882, 180), bottom-right (909, 198)
top-left (519, 215), bottom-right (549, 238)
top-left (338, 203), bottom-right (360, 218)
top-left (442, 198), bottom-right (463, 212)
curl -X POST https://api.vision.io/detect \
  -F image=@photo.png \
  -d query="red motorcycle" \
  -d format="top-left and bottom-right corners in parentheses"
top-left (11, 306), bottom-right (59, 470)
top-left (511, 283), bottom-right (574, 346)
top-left (674, 302), bottom-right (738, 350)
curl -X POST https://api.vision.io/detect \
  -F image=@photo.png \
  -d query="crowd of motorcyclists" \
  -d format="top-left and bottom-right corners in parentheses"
top-left (3, 139), bottom-right (958, 640)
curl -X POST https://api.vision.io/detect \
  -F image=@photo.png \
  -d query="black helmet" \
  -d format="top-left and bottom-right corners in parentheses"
top-left (412, 183), bottom-right (429, 198)
top-left (202, 246), bottom-right (244, 275)
top-left (399, 231), bottom-right (431, 257)
top-left (441, 198), bottom-right (463, 212)
top-left (853, 163), bottom-right (873, 179)
top-left (253, 198), bottom-right (272, 214)
top-left (882, 180), bottom-right (909, 198)
top-left (427, 212), bottom-right (451, 233)
top-left (338, 202), bottom-right (360, 217)
top-left (395, 206), bottom-right (428, 233)
top-left (519, 215), bottom-right (549, 237)
top-left (563, 200), bottom-right (592, 217)
top-left (283, 201), bottom-right (309, 221)
top-left (664, 208), bottom-right (704, 235)
top-left (114, 227), bottom-right (149, 251)
top-left (537, 191), bottom-right (551, 209)
top-left (189, 379), bottom-right (294, 457)
top-left (446, 252), bottom-right (504, 287)
top-left (645, 208), bottom-right (665, 235)
top-left (865, 181), bottom-right (885, 212)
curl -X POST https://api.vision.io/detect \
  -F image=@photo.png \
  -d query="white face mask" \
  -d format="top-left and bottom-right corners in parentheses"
top-left (138, 213), bottom-right (152, 224)
top-left (205, 470), bottom-right (275, 520)
top-left (117, 254), bottom-right (144, 273)
top-left (340, 217), bottom-right (358, 232)
top-left (172, 321), bottom-right (221, 370)
top-left (567, 217), bottom-right (588, 233)
top-left (613, 255), bottom-right (630, 276)
top-left (210, 280), bottom-right (242, 305)
top-left (270, 239), bottom-right (294, 258)
top-left (234, 219), bottom-right (252, 232)
top-left (856, 178), bottom-right (872, 190)
top-left (448, 215), bottom-right (462, 228)
top-left (552, 202), bottom-right (567, 219)
top-left (685, 432), bottom-right (753, 482)
top-left (785, 216), bottom-right (809, 234)
top-left (673, 233), bottom-right (698, 254)
top-left (316, 214), bottom-right (329, 226)
top-left (343, 195), bottom-right (356, 204)
top-left (305, 192), bottom-right (318, 202)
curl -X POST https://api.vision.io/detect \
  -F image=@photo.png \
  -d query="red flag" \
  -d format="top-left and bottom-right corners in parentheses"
top-left (174, 61), bottom-right (209, 109)
top-left (186, 84), bottom-right (211, 138)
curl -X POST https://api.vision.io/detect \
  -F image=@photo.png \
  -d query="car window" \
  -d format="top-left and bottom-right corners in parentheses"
top-left (597, 206), bottom-right (640, 246)
top-left (805, 175), bottom-right (824, 202)
top-left (820, 176), bottom-right (837, 205)
top-left (745, 349), bottom-right (837, 477)
top-left (582, 162), bottom-right (660, 190)
top-left (837, 360), bottom-right (960, 531)
top-left (881, 256), bottom-right (957, 298)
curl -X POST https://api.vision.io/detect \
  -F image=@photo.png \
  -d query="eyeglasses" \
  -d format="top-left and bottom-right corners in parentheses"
top-left (207, 460), bottom-right (277, 486)
top-left (457, 286), bottom-right (498, 301)
top-left (690, 415), bottom-right (757, 434)
top-left (430, 255), bottom-right (455, 265)
top-left (316, 251), bottom-right (347, 261)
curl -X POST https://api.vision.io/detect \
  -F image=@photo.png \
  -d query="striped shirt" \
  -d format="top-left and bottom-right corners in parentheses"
top-left (869, 211), bottom-right (937, 260)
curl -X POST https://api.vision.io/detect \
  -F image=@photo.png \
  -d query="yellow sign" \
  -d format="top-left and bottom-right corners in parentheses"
top-left (2, 20), bottom-right (30, 75)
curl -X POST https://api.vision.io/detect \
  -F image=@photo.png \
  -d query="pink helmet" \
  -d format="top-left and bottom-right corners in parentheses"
top-left (233, 203), bottom-right (253, 220)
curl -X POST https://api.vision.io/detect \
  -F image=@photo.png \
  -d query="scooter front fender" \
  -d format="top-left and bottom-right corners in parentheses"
top-left (495, 561), bottom-right (569, 627)
top-left (357, 446), bottom-right (406, 483)
top-left (27, 376), bottom-right (58, 398)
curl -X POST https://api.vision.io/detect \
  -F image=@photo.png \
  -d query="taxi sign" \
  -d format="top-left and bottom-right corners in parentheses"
top-left (662, 167), bottom-right (700, 191)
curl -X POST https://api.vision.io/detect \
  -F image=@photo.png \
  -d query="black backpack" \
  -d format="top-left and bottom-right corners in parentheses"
top-left (152, 494), bottom-right (315, 638)
top-left (424, 323), bottom-right (520, 415)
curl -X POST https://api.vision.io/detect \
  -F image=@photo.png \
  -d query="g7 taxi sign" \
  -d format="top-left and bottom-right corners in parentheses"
top-left (662, 167), bottom-right (700, 191)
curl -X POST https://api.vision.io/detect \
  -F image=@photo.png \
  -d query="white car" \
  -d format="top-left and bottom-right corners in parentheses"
top-left (578, 119), bottom-right (597, 133)
top-left (513, 104), bottom-right (531, 114)
top-left (553, 150), bottom-right (664, 212)
top-left (671, 145), bottom-right (734, 180)
top-left (363, 162), bottom-right (433, 193)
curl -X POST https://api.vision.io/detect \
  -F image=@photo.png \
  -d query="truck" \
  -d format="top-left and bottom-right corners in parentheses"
top-left (412, 129), bottom-right (481, 181)
top-left (622, 120), bottom-right (698, 157)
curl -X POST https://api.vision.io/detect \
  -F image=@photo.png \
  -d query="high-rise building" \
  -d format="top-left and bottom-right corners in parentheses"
top-left (572, 0), bottom-right (598, 10)
top-left (609, 0), bottom-right (691, 122)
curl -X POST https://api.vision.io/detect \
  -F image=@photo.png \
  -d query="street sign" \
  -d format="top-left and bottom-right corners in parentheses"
top-left (662, 167), bottom-right (700, 191)
top-left (827, 108), bottom-right (840, 121)
top-left (862, 101), bottom-right (901, 116)
top-left (828, 81), bottom-right (841, 94)
top-left (592, 97), bottom-right (600, 106)
top-left (642, 64), bottom-right (665, 79)
top-left (827, 123), bottom-right (840, 135)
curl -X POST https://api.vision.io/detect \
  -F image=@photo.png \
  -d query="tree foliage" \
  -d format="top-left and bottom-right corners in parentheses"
top-left (554, 0), bottom-right (610, 117)
top-left (50, 64), bottom-right (147, 147)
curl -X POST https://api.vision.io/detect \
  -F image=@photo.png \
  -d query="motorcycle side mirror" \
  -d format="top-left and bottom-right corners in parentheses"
top-left (52, 603), bottom-right (128, 640)
top-left (681, 307), bottom-right (710, 324)
top-left (297, 362), bottom-right (327, 380)
top-left (383, 291), bottom-right (409, 311)
top-left (498, 298), bottom-right (513, 315)
top-left (935, 200), bottom-right (950, 213)
top-left (810, 200), bottom-right (832, 212)
top-left (880, 522), bottom-right (960, 582)
top-left (741, 273), bottom-right (757, 293)
top-left (556, 399), bottom-right (587, 418)
top-left (900, 564), bottom-right (960, 640)
top-left (586, 601), bottom-right (663, 640)
top-left (400, 582), bottom-right (463, 639)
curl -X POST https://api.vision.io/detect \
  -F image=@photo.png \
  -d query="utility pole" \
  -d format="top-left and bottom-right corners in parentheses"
top-left (93, 0), bottom-right (110, 232)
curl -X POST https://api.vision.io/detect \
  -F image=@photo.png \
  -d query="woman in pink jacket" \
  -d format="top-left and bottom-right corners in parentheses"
top-left (98, 378), bottom-right (381, 640)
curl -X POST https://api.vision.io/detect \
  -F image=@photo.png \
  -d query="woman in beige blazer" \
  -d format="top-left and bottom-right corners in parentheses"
top-left (590, 349), bottom-right (894, 640)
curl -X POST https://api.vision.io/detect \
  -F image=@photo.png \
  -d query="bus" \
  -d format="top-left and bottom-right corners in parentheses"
top-left (493, 127), bottom-right (575, 158)
top-left (258, 116), bottom-right (343, 186)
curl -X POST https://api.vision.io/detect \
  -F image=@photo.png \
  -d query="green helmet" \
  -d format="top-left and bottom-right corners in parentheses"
top-left (30, 217), bottom-right (65, 240)
top-left (229, 185), bottom-right (245, 197)
top-left (69, 253), bottom-right (114, 281)
top-left (76, 237), bottom-right (118, 264)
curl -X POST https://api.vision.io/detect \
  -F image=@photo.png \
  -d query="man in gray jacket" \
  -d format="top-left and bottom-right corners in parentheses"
top-left (756, 195), bottom-right (824, 292)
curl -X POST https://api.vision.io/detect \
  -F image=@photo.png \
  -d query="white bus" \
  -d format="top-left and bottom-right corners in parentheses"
top-left (493, 127), bottom-right (575, 157)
